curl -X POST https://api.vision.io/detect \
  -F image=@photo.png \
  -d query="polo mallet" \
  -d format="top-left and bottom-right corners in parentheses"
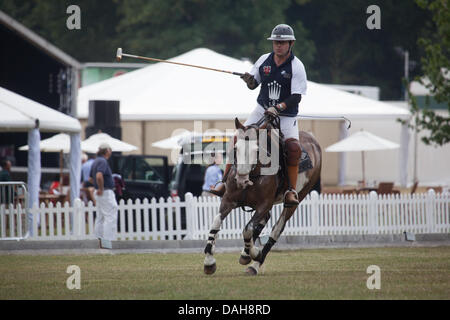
top-left (116, 48), bottom-right (244, 77)
top-left (298, 115), bottom-right (352, 129)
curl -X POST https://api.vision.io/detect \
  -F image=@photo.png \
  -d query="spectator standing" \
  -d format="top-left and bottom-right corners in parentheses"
top-left (81, 153), bottom-right (96, 205)
top-left (90, 143), bottom-right (117, 249)
top-left (0, 159), bottom-right (12, 204)
top-left (81, 153), bottom-right (95, 187)
top-left (0, 159), bottom-right (12, 182)
top-left (202, 153), bottom-right (223, 197)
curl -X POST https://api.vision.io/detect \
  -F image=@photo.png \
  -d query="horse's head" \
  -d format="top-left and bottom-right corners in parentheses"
top-left (233, 117), bottom-right (276, 189)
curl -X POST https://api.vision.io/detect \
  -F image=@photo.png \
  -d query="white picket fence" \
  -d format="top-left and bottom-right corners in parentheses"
top-left (0, 190), bottom-right (448, 241)
top-left (187, 190), bottom-right (450, 240)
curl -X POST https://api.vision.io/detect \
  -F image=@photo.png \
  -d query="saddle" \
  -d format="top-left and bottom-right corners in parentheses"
top-left (299, 147), bottom-right (313, 173)
top-left (258, 114), bottom-right (313, 196)
top-left (278, 139), bottom-right (313, 173)
top-left (275, 139), bottom-right (313, 196)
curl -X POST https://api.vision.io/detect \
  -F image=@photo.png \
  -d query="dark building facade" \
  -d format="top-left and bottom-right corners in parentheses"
top-left (0, 10), bottom-right (81, 168)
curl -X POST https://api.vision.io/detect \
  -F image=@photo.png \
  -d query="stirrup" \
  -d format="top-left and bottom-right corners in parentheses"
top-left (283, 189), bottom-right (299, 207)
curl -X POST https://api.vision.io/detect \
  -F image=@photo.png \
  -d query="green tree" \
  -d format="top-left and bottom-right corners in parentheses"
top-left (2, 0), bottom-right (121, 62)
top-left (408, 0), bottom-right (450, 146)
top-left (2, 0), bottom-right (316, 66)
top-left (287, 0), bottom-right (430, 100)
top-left (114, 0), bottom-right (316, 65)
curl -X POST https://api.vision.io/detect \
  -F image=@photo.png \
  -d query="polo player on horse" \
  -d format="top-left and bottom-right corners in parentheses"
top-left (210, 24), bottom-right (307, 207)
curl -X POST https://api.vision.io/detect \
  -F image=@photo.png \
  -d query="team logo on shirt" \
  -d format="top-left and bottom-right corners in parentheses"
top-left (281, 70), bottom-right (291, 79)
top-left (268, 81), bottom-right (281, 107)
top-left (263, 65), bottom-right (271, 76)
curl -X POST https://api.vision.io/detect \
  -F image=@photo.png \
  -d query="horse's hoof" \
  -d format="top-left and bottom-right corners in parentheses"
top-left (204, 263), bottom-right (217, 275)
top-left (239, 255), bottom-right (252, 265)
top-left (245, 266), bottom-right (258, 276)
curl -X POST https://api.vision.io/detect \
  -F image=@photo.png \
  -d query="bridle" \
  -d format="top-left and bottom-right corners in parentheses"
top-left (233, 113), bottom-right (282, 177)
top-left (233, 113), bottom-right (282, 212)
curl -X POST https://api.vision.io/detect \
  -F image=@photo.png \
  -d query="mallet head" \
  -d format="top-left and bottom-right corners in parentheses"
top-left (116, 48), bottom-right (123, 61)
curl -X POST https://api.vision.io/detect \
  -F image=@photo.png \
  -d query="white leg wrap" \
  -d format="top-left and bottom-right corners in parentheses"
top-left (241, 248), bottom-right (250, 257)
top-left (204, 254), bottom-right (216, 266)
top-left (250, 261), bottom-right (260, 274)
top-left (211, 214), bottom-right (222, 230)
top-left (242, 227), bottom-right (253, 240)
top-left (270, 215), bottom-right (285, 241)
top-left (249, 246), bottom-right (260, 260)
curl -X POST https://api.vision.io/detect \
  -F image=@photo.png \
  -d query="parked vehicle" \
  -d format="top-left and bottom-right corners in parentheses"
top-left (110, 154), bottom-right (170, 201)
top-left (169, 134), bottom-right (231, 200)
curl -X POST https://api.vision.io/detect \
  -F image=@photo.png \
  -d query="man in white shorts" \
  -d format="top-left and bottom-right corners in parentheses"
top-left (211, 24), bottom-right (307, 207)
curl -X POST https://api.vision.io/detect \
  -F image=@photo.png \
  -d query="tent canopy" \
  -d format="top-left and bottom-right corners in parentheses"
top-left (152, 129), bottom-right (234, 150)
top-left (0, 87), bottom-right (82, 221)
top-left (0, 87), bottom-right (81, 133)
top-left (77, 48), bottom-right (411, 121)
top-left (19, 133), bottom-right (71, 153)
top-left (81, 132), bottom-right (138, 153)
top-left (325, 130), bottom-right (400, 152)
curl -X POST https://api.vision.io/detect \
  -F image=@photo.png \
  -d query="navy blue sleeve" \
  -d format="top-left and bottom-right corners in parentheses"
top-left (96, 159), bottom-right (108, 175)
top-left (283, 94), bottom-right (302, 109)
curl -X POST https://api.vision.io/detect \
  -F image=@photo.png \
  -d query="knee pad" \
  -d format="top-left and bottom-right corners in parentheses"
top-left (285, 138), bottom-right (301, 166)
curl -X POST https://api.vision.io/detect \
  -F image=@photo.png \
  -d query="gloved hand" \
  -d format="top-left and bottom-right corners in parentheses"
top-left (265, 106), bottom-right (280, 117)
top-left (240, 72), bottom-right (257, 89)
top-left (240, 72), bottom-right (253, 83)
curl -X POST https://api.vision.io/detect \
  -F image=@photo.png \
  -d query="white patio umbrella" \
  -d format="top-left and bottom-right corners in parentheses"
top-left (19, 133), bottom-right (72, 194)
top-left (152, 130), bottom-right (234, 150)
top-left (81, 132), bottom-right (138, 153)
top-left (152, 131), bottom-right (202, 150)
top-left (19, 133), bottom-right (71, 153)
top-left (325, 130), bottom-right (400, 186)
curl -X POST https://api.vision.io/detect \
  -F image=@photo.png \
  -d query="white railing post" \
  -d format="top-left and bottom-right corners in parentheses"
top-left (73, 198), bottom-right (83, 238)
top-left (426, 189), bottom-right (436, 233)
top-left (310, 191), bottom-right (319, 235)
top-left (31, 204), bottom-right (39, 239)
top-left (369, 191), bottom-right (378, 234)
top-left (184, 193), bottom-right (195, 240)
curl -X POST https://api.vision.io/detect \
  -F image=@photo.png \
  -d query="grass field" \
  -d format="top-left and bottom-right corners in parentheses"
top-left (0, 246), bottom-right (449, 300)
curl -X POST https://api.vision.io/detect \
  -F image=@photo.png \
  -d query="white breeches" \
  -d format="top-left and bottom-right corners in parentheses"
top-left (244, 104), bottom-right (299, 140)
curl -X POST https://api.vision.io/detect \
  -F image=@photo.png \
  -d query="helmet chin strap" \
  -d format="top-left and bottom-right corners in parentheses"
top-left (288, 41), bottom-right (294, 54)
top-left (280, 41), bottom-right (294, 58)
top-left (282, 42), bottom-right (293, 58)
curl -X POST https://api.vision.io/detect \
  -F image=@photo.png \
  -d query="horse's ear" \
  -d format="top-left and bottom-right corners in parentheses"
top-left (235, 117), bottom-right (245, 130)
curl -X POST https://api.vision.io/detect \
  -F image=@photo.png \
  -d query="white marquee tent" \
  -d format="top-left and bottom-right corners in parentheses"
top-left (77, 48), bottom-right (410, 121)
top-left (77, 48), bottom-right (413, 185)
top-left (0, 87), bottom-right (82, 235)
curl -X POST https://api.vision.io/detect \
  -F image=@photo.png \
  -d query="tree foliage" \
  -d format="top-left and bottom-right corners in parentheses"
top-left (2, 0), bottom-right (120, 62)
top-left (286, 0), bottom-right (430, 99)
top-left (113, 0), bottom-right (299, 62)
top-left (406, 0), bottom-right (450, 146)
top-left (1, 0), bottom-right (438, 102)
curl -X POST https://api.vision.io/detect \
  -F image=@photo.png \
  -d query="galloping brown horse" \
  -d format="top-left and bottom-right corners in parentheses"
top-left (203, 116), bottom-right (322, 275)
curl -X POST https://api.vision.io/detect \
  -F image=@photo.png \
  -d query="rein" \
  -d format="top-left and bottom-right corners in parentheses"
top-left (235, 114), bottom-right (283, 213)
